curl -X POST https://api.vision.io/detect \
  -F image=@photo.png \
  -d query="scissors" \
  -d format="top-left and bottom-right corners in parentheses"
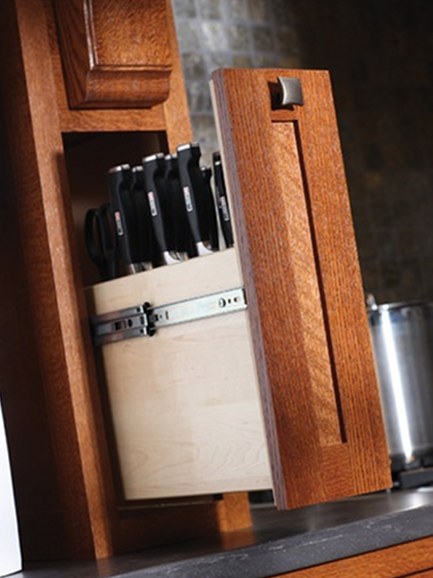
top-left (84, 203), bottom-right (119, 282)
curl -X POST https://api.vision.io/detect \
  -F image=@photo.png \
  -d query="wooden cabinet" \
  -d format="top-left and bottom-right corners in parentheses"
top-left (0, 0), bottom-right (391, 563)
top-left (0, 0), bottom-right (247, 561)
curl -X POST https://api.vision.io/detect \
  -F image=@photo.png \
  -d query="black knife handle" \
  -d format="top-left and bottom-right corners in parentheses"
top-left (131, 166), bottom-right (154, 267)
top-left (107, 164), bottom-right (139, 273)
top-left (200, 165), bottom-right (219, 251)
top-left (176, 142), bottom-right (213, 256)
top-left (142, 153), bottom-right (179, 266)
top-left (165, 154), bottom-right (196, 258)
top-left (212, 152), bottom-right (234, 248)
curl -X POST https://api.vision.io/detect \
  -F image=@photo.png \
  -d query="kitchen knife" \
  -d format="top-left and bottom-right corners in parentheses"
top-left (131, 165), bottom-right (154, 270)
top-left (142, 153), bottom-right (180, 266)
top-left (212, 152), bottom-right (234, 248)
top-left (107, 164), bottom-right (142, 274)
top-left (176, 142), bottom-right (213, 257)
top-left (200, 165), bottom-right (219, 251)
top-left (164, 154), bottom-right (196, 259)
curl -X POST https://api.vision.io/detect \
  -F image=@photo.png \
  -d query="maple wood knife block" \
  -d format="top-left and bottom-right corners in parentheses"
top-left (86, 249), bottom-right (272, 500)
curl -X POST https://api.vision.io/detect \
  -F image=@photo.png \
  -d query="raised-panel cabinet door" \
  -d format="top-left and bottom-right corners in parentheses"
top-left (211, 68), bottom-right (392, 509)
top-left (53, 0), bottom-right (172, 108)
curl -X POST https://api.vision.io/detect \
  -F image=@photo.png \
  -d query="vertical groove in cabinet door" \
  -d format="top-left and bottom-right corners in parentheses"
top-left (271, 121), bottom-right (342, 448)
top-left (272, 123), bottom-right (342, 446)
top-left (292, 71), bottom-right (391, 494)
top-left (211, 68), bottom-right (391, 509)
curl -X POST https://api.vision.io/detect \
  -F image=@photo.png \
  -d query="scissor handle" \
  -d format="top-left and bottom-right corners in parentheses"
top-left (84, 204), bottom-right (118, 281)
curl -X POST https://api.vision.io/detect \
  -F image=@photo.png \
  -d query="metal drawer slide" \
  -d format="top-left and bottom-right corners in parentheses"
top-left (90, 287), bottom-right (247, 346)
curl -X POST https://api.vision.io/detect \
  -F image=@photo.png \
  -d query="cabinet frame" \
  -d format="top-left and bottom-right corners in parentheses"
top-left (0, 0), bottom-right (250, 561)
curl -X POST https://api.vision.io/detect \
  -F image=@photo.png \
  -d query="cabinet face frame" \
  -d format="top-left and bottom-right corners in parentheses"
top-left (0, 0), bottom-right (252, 561)
top-left (211, 68), bottom-right (391, 509)
top-left (0, 0), bottom-right (391, 558)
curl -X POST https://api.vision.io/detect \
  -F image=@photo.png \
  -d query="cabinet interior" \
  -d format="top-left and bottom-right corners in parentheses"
top-left (62, 130), bottom-right (167, 287)
top-left (61, 126), bottom-right (272, 502)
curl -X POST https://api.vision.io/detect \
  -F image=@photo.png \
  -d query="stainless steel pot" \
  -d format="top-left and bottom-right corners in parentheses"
top-left (368, 299), bottom-right (433, 471)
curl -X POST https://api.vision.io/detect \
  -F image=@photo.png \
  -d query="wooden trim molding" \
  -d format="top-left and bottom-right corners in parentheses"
top-left (53, 0), bottom-right (172, 108)
top-left (0, 0), bottom-right (252, 559)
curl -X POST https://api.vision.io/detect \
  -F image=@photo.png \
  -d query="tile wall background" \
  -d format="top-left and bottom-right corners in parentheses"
top-left (172, 0), bottom-right (433, 304)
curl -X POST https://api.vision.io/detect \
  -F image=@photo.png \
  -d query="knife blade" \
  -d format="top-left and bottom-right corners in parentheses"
top-left (107, 164), bottom-right (142, 274)
top-left (176, 142), bottom-right (213, 257)
top-left (142, 153), bottom-right (180, 266)
top-left (212, 152), bottom-right (234, 248)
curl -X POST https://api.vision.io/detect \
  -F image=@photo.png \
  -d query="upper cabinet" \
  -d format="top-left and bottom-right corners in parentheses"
top-left (53, 0), bottom-right (172, 108)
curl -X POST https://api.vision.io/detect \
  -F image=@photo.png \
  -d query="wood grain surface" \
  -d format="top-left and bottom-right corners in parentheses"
top-left (0, 0), bottom-right (112, 558)
top-left (53, 0), bottom-right (172, 108)
top-left (87, 250), bottom-right (271, 499)
top-left (0, 0), bottom-right (251, 560)
top-left (211, 68), bottom-right (391, 509)
top-left (0, 0), bottom-right (392, 560)
top-left (275, 536), bottom-right (433, 577)
top-left (0, 80), bottom-right (67, 561)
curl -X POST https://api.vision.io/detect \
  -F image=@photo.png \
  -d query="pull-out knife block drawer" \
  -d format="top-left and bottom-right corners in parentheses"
top-left (86, 249), bottom-right (272, 500)
top-left (86, 68), bottom-right (391, 510)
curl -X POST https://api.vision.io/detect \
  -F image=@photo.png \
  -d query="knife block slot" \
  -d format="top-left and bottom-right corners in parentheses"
top-left (86, 248), bottom-right (272, 500)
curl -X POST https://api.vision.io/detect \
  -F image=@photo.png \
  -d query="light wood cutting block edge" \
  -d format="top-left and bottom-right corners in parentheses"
top-left (86, 249), bottom-right (272, 500)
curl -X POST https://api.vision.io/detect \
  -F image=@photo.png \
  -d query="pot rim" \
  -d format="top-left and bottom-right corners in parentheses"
top-left (367, 300), bottom-right (433, 313)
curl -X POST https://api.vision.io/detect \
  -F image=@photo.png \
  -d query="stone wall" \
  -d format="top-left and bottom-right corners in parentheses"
top-left (172, 0), bottom-right (433, 304)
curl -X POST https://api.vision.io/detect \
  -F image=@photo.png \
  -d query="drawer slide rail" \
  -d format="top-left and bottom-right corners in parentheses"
top-left (90, 287), bottom-right (247, 346)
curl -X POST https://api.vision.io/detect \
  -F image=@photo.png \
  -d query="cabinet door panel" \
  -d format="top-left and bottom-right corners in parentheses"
top-left (53, 0), bottom-right (172, 108)
top-left (211, 68), bottom-right (391, 509)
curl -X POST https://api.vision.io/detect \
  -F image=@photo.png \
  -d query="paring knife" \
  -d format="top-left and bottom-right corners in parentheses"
top-left (107, 164), bottom-right (142, 274)
top-left (131, 165), bottom-right (154, 271)
top-left (200, 165), bottom-right (219, 251)
top-left (142, 153), bottom-right (180, 266)
top-left (176, 142), bottom-right (214, 257)
top-left (212, 152), bottom-right (234, 248)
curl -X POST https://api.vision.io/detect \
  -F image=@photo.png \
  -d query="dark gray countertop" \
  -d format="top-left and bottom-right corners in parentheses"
top-left (15, 489), bottom-right (433, 578)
